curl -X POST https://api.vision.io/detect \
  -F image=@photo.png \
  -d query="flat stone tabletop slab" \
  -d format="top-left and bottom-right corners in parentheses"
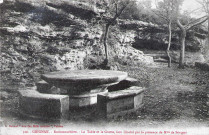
top-left (41, 70), bottom-right (128, 94)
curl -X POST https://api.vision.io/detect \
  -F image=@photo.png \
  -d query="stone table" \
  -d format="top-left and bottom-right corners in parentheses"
top-left (41, 70), bottom-right (128, 107)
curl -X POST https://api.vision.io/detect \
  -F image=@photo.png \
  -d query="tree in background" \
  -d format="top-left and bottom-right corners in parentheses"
top-left (122, 0), bottom-right (153, 21)
top-left (100, 0), bottom-right (134, 66)
top-left (197, 0), bottom-right (209, 58)
top-left (155, 0), bottom-right (178, 67)
top-left (175, 0), bottom-right (208, 68)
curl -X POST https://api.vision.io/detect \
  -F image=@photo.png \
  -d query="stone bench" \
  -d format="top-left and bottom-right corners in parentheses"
top-left (36, 80), bottom-right (67, 94)
top-left (107, 77), bottom-right (140, 92)
top-left (36, 80), bottom-right (109, 108)
top-left (18, 88), bottom-right (69, 120)
top-left (195, 62), bottom-right (209, 71)
top-left (97, 86), bottom-right (144, 119)
top-left (36, 80), bottom-right (52, 93)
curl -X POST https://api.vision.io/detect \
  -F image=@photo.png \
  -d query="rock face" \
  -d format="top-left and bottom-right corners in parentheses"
top-left (121, 20), bottom-right (208, 52)
top-left (0, 0), bottom-right (154, 87)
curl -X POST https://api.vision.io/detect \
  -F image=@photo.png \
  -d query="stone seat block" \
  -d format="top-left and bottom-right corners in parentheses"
top-left (97, 86), bottom-right (144, 119)
top-left (18, 88), bottom-right (69, 120)
top-left (36, 80), bottom-right (52, 93)
top-left (36, 80), bottom-right (67, 94)
top-left (108, 77), bottom-right (140, 92)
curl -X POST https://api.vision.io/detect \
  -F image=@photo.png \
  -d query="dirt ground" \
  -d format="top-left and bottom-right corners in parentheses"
top-left (119, 63), bottom-right (209, 127)
top-left (0, 62), bottom-right (209, 134)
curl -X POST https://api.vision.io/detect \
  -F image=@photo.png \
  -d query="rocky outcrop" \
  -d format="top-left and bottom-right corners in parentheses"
top-left (120, 20), bottom-right (207, 52)
top-left (0, 0), bottom-right (154, 87)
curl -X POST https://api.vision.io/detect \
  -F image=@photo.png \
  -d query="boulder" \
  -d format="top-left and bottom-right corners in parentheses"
top-left (195, 62), bottom-right (209, 71)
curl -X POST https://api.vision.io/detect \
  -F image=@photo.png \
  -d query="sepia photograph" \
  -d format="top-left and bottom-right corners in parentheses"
top-left (0, 0), bottom-right (208, 134)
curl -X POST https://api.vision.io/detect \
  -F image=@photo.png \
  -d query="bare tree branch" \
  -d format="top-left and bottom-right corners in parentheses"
top-left (110, 1), bottom-right (130, 24)
top-left (177, 19), bottom-right (185, 30)
top-left (186, 15), bottom-right (207, 26)
top-left (187, 15), bottom-right (208, 30)
top-left (154, 10), bottom-right (170, 23)
top-left (197, 0), bottom-right (209, 13)
top-left (113, 0), bottom-right (118, 15)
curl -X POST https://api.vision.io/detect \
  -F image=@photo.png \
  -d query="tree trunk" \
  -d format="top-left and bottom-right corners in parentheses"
top-left (103, 23), bottom-right (110, 65)
top-left (179, 29), bottom-right (186, 68)
top-left (208, 19), bottom-right (209, 47)
top-left (166, 21), bottom-right (172, 67)
top-left (205, 19), bottom-right (209, 59)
